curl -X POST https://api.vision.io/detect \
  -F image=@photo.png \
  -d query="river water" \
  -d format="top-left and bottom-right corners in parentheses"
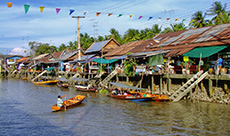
top-left (0, 78), bottom-right (230, 136)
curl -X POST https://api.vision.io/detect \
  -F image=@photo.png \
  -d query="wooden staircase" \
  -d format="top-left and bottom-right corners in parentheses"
top-left (170, 71), bottom-right (209, 102)
top-left (100, 69), bottom-right (118, 87)
top-left (87, 72), bottom-right (105, 86)
top-left (31, 70), bottom-right (47, 82)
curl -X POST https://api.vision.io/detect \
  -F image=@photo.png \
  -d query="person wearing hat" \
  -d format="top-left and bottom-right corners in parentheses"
top-left (57, 95), bottom-right (66, 107)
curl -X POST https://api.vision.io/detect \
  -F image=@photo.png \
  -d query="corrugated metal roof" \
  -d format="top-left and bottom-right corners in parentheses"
top-left (33, 53), bottom-right (49, 60)
top-left (74, 54), bottom-right (95, 61)
top-left (85, 40), bottom-right (109, 54)
top-left (57, 51), bottom-right (78, 61)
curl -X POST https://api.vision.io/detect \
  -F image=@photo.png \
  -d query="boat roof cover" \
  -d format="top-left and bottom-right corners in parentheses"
top-left (71, 77), bottom-right (89, 82)
top-left (57, 77), bottom-right (68, 82)
top-left (109, 82), bottom-right (146, 90)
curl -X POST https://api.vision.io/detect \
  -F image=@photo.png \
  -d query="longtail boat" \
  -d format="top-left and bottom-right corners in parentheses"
top-left (51, 95), bottom-right (85, 112)
top-left (32, 80), bottom-right (58, 85)
top-left (129, 91), bottom-right (170, 102)
top-left (107, 94), bottom-right (154, 102)
top-left (75, 84), bottom-right (97, 92)
top-left (57, 77), bottom-right (69, 88)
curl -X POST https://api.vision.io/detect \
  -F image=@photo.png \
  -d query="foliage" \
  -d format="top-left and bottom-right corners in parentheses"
top-left (98, 89), bottom-right (109, 94)
top-left (28, 41), bottom-right (57, 56)
top-left (124, 59), bottom-right (137, 76)
top-left (189, 11), bottom-right (208, 28)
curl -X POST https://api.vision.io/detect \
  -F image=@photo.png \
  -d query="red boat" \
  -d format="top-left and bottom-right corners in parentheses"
top-left (107, 94), bottom-right (154, 102)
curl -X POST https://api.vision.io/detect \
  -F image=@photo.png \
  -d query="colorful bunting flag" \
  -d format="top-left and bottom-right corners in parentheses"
top-left (205, 20), bottom-right (209, 23)
top-left (83, 11), bottom-right (87, 15)
top-left (166, 18), bottom-right (170, 21)
top-left (69, 9), bottom-right (75, 15)
top-left (197, 20), bottom-right (201, 23)
top-left (40, 7), bottom-right (45, 13)
top-left (129, 15), bottom-right (133, 18)
top-left (6, 2), bottom-right (13, 8)
top-left (148, 17), bottom-right (153, 21)
top-left (138, 16), bottom-right (143, 19)
top-left (158, 17), bottom-right (161, 21)
top-left (118, 14), bottom-right (123, 17)
top-left (190, 19), bottom-right (194, 23)
top-left (108, 13), bottom-right (113, 16)
top-left (56, 8), bottom-right (61, 14)
top-left (175, 18), bottom-right (179, 21)
top-left (182, 19), bottom-right (186, 22)
top-left (96, 12), bottom-right (101, 17)
top-left (24, 4), bottom-right (30, 14)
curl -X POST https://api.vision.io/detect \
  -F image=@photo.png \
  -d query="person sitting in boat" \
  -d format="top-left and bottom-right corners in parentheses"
top-left (112, 90), bottom-right (117, 95)
top-left (57, 95), bottom-right (66, 107)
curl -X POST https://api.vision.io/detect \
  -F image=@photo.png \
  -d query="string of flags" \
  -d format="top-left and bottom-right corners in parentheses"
top-left (4, 2), bottom-right (195, 22)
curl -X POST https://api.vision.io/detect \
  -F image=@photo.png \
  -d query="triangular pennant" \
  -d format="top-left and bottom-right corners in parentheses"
top-left (205, 20), bottom-right (209, 23)
top-left (190, 19), bottom-right (194, 23)
top-left (158, 17), bottom-right (162, 21)
top-left (40, 7), bottom-right (45, 13)
top-left (197, 20), bottom-right (201, 23)
top-left (108, 13), bottom-right (113, 16)
top-left (148, 17), bottom-right (153, 21)
top-left (56, 8), bottom-right (61, 14)
top-left (6, 2), bottom-right (13, 8)
top-left (166, 18), bottom-right (170, 21)
top-left (138, 16), bottom-right (143, 19)
top-left (69, 9), bottom-right (75, 15)
top-left (117, 14), bottom-right (123, 17)
top-left (83, 11), bottom-right (87, 15)
top-left (182, 19), bottom-right (186, 22)
top-left (129, 15), bottom-right (133, 18)
top-left (96, 12), bottom-right (101, 17)
top-left (24, 4), bottom-right (30, 14)
top-left (175, 18), bottom-right (179, 21)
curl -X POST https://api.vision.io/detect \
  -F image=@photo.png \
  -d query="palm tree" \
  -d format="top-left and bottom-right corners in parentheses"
top-left (171, 23), bottom-right (187, 31)
top-left (189, 11), bottom-right (207, 28)
top-left (123, 29), bottom-right (140, 43)
top-left (206, 1), bottom-right (230, 25)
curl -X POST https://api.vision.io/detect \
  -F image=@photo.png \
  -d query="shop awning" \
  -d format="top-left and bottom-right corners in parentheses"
top-left (92, 58), bottom-right (118, 64)
top-left (183, 45), bottom-right (228, 58)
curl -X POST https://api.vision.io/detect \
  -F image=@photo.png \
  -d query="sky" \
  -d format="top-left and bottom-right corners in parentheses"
top-left (0, 0), bottom-right (229, 55)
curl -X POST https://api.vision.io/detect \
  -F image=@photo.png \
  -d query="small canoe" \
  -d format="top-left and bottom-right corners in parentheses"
top-left (107, 94), bottom-right (154, 102)
top-left (51, 95), bottom-right (86, 112)
top-left (75, 85), bottom-right (96, 92)
top-left (33, 80), bottom-right (58, 85)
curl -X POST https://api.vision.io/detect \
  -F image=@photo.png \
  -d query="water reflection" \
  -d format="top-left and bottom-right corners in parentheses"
top-left (0, 78), bottom-right (230, 136)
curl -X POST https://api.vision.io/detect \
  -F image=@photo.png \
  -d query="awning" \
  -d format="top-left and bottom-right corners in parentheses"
top-left (70, 77), bottom-right (89, 82)
top-left (128, 50), bottom-right (170, 58)
top-left (109, 82), bottom-right (146, 90)
top-left (183, 45), bottom-right (228, 58)
top-left (92, 58), bottom-right (118, 64)
top-left (57, 77), bottom-right (68, 82)
top-left (148, 54), bottom-right (164, 66)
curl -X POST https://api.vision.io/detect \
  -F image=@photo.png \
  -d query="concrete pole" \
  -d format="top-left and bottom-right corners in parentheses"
top-left (72, 16), bottom-right (85, 61)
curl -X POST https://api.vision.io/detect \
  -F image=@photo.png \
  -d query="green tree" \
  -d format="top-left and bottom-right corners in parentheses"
top-left (189, 11), bottom-right (207, 28)
top-left (207, 1), bottom-right (230, 25)
top-left (58, 43), bottom-right (66, 51)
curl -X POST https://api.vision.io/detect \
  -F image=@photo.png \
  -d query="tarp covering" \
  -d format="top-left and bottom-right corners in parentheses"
top-left (92, 58), bottom-right (118, 64)
top-left (70, 77), bottom-right (89, 82)
top-left (57, 77), bottom-right (68, 82)
top-left (183, 46), bottom-right (228, 58)
top-left (148, 54), bottom-right (164, 66)
top-left (109, 82), bottom-right (146, 90)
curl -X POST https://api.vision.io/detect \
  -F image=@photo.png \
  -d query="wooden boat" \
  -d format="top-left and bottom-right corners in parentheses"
top-left (107, 94), bottom-right (154, 102)
top-left (33, 80), bottom-right (58, 85)
top-left (57, 77), bottom-right (69, 88)
top-left (22, 77), bottom-right (28, 80)
top-left (75, 84), bottom-right (97, 92)
top-left (129, 91), bottom-right (170, 102)
top-left (51, 95), bottom-right (86, 112)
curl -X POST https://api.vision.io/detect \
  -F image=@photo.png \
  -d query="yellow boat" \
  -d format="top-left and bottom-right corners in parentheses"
top-left (32, 80), bottom-right (59, 85)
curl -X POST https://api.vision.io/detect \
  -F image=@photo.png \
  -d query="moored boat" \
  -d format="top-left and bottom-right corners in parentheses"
top-left (129, 91), bottom-right (170, 102)
top-left (33, 80), bottom-right (58, 85)
top-left (57, 77), bottom-right (69, 88)
top-left (75, 84), bottom-right (97, 92)
top-left (107, 94), bottom-right (154, 102)
top-left (51, 95), bottom-right (86, 112)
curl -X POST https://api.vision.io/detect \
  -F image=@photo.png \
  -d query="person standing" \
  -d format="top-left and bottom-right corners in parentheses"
top-left (217, 56), bottom-right (223, 75)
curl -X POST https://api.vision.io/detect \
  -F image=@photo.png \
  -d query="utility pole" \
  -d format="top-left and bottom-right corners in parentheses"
top-left (72, 16), bottom-right (85, 60)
